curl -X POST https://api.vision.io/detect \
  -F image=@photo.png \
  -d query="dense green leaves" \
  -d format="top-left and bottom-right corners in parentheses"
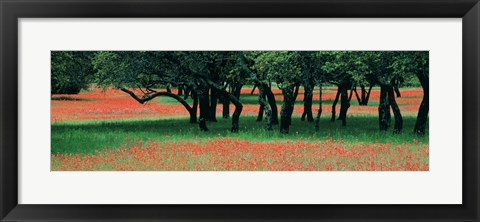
top-left (87, 51), bottom-right (426, 94)
top-left (392, 51), bottom-right (429, 83)
top-left (92, 51), bottom-right (182, 90)
top-left (52, 51), bottom-right (426, 95)
top-left (51, 51), bottom-right (94, 94)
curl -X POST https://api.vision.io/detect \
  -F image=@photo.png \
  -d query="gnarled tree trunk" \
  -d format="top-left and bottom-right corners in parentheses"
top-left (378, 85), bottom-right (390, 131)
top-left (198, 84), bottom-right (209, 131)
top-left (256, 95), bottom-right (265, 122)
top-left (348, 87), bottom-right (354, 102)
top-left (315, 86), bottom-right (323, 131)
top-left (265, 85), bottom-right (278, 125)
top-left (258, 84), bottom-right (272, 130)
top-left (183, 86), bottom-right (191, 100)
top-left (209, 87), bottom-right (218, 122)
top-left (353, 86), bottom-right (362, 105)
top-left (293, 85), bottom-right (300, 101)
top-left (394, 85), bottom-right (401, 98)
top-left (207, 80), bottom-right (243, 132)
top-left (190, 90), bottom-right (198, 123)
top-left (221, 93), bottom-right (230, 119)
top-left (357, 84), bottom-right (373, 106)
top-left (280, 86), bottom-right (295, 134)
top-left (301, 84), bottom-right (314, 122)
top-left (414, 72), bottom-right (429, 135)
top-left (387, 85), bottom-right (403, 133)
top-left (178, 87), bottom-right (183, 96)
top-left (288, 85), bottom-right (300, 126)
top-left (338, 86), bottom-right (351, 126)
top-left (232, 84), bottom-right (242, 100)
top-left (331, 86), bottom-right (341, 122)
top-left (365, 85), bottom-right (373, 105)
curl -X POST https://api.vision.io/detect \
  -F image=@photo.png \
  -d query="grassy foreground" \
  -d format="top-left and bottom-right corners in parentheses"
top-left (51, 115), bottom-right (429, 171)
top-left (52, 115), bottom-right (428, 155)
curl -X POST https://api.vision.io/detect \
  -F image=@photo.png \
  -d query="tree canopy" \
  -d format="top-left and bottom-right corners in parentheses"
top-left (51, 51), bottom-right (94, 94)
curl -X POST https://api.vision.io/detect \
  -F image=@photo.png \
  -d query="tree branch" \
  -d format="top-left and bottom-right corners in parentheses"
top-left (120, 87), bottom-right (193, 112)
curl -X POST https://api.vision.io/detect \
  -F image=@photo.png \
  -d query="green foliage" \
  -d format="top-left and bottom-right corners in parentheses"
top-left (92, 51), bottom-right (180, 90)
top-left (51, 51), bottom-right (426, 96)
top-left (254, 51), bottom-right (304, 88)
top-left (92, 51), bottom-right (252, 94)
top-left (321, 51), bottom-right (365, 85)
top-left (89, 51), bottom-right (425, 94)
top-left (51, 51), bottom-right (94, 94)
top-left (391, 51), bottom-right (429, 83)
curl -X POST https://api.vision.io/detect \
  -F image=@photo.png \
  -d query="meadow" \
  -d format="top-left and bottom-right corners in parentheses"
top-left (51, 87), bottom-right (428, 171)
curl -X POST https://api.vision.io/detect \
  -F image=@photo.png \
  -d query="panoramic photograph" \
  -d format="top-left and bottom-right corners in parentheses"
top-left (51, 51), bottom-right (429, 171)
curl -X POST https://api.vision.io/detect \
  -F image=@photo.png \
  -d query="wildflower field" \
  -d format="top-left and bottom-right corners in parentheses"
top-left (51, 87), bottom-right (429, 171)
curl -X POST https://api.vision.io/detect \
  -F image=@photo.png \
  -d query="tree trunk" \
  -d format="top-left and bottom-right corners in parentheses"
top-left (315, 86), bottom-right (323, 131)
top-left (229, 96), bottom-right (243, 133)
top-left (293, 85), bottom-right (300, 101)
top-left (365, 85), bottom-right (373, 105)
top-left (204, 87), bottom-right (210, 121)
top-left (233, 84), bottom-right (242, 100)
top-left (358, 84), bottom-right (374, 106)
top-left (378, 85), bottom-right (390, 131)
top-left (353, 86), bottom-right (362, 105)
top-left (178, 87), bottom-right (183, 96)
top-left (394, 85), bottom-right (401, 97)
top-left (256, 100), bottom-right (264, 122)
top-left (258, 84), bottom-right (272, 130)
top-left (265, 85), bottom-right (279, 125)
top-left (414, 74), bottom-right (429, 135)
top-left (288, 85), bottom-right (298, 126)
top-left (360, 85), bottom-right (367, 105)
top-left (250, 85), bottom-right (257, 95)
top-left (198, 84), bottom-right (209, 131)
top-left (358, 84), bottom-right (373, 106)
top-left (387, 85), bottom-right (403, 133)
top-left (280, 86), bottom-right (295, 134)
top-left (221, 94), bottom-right (230, 119)
top-left (338, 86), bottom-right (350, 126)
top-left (386, 102), bottom-right (391, 128)
top-left (190, 90), bottom-right (198, 123)
top-left (348, 87), bottom-right (354, 102)
top-left (209, 87), bottom-right (218, 122)
top-left (207, 80), bottom-right (243, 132)
top-left (331, 86), bottom-right (341, 122)
top-left (301, 85), bottom-right (314, 122)
top-left (183, 86), bottom-right (191, 100)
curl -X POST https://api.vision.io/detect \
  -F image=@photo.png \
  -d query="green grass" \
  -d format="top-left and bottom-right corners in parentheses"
top-left (52, 115), bottom-right (428, 155)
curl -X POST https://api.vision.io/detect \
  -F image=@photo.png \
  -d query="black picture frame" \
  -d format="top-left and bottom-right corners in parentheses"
top-left (1, 0), bottom-right (479, 221)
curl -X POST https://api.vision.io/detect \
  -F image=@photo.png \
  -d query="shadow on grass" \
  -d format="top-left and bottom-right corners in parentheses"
top-left (51, 96), bottom-right (93, 101)
top-left (52, 115), bottom-right (429, 155)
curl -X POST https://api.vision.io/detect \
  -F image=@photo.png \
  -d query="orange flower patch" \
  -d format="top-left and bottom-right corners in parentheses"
top-left (51, 87), bottom-right (423, 122)
top-left (51, 89), bottom-right (190, 121)
top-left (51, 137), bottom-right (429, 171)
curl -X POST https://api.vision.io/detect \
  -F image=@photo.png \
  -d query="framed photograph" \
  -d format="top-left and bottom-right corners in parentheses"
top-left (1, 0), bottom-right (479, 221)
